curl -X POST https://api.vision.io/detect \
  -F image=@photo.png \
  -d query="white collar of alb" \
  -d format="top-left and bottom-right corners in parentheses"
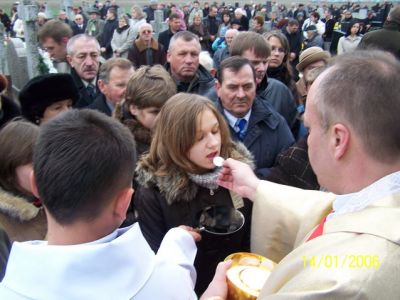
top-left (329, 171), bottom-right (400, 220)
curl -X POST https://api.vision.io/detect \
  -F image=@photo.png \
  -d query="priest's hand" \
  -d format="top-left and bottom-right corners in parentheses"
top-left (217, 158), bottom-right (260, 201)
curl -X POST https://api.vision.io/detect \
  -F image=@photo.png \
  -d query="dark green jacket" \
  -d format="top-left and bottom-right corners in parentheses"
top-left (358, 21), bottom-right (400, 60)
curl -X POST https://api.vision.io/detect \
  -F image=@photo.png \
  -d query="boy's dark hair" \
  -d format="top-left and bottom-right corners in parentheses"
top-left (288, 18), bottom-right (299, 26)
top-left (230, 31), bottom-right (271, 59)
top-left (33, 109), bottom-right (137, 225)
top-left (169, 13), bottom-right (180, 21)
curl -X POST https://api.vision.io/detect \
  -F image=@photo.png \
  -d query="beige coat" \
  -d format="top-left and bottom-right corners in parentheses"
top-left (251, 181), bottom-right (400, 299)
top-left (0, 187), bottom-right (47, 242)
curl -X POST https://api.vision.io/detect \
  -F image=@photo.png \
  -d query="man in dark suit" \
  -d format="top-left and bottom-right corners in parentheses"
top-left (202, 5), bottom-right (220, 50)
top-left (70, 14), bottom-right (86, 36)
top-left (214, 56), bottom-right (294, 178)
top-left (87, 58), bottom-right (134, 116)
top-left (282, 19), bottom-right (303, 74)
top-left (66, 34), bottom-right (101, 108)
top-left (229, 32), bottom-right (298, 131)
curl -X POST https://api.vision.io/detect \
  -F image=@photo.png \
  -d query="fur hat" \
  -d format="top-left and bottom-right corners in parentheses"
top-left (19, 73), bottom-right (79, 123)
top-left (296, 47), bottom-right (331, 72)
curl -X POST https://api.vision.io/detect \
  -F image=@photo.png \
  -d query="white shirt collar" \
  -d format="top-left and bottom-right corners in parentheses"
top-left (82, 78), bottom-right (97, 87)
top-left (328, 171), bottom-right (400, 220)
top-left (223, 109), bottom-right (251, 130)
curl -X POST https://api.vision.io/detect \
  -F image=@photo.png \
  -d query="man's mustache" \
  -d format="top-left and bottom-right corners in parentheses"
top-left (83, 67), bottom-right (97, 72)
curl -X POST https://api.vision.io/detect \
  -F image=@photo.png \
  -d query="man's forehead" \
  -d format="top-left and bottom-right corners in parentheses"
top-left (43, 37), bottom-right (59, 45)
top-left (74, 40), bottom-right (99, 53)
top-left (222, 66), bottom-right (254, 84)
top-left (140, 25), bottom-right (152, 31)
top-left (109, 67), bottom-right (134, 80)
top-left (172, 39), bottom-right (200, 51)
top-left (74, 48), bottom-right (99, 55)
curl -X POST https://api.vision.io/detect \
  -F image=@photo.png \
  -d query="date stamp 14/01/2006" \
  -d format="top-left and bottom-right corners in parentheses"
top-left (302, 255), bottom-right (380, 269)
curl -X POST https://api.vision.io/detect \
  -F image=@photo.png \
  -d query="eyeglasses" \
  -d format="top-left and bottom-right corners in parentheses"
top-left (141, 30), bottom-right (152, 34)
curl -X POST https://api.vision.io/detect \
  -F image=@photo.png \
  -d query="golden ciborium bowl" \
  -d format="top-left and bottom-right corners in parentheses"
top-left (225, 252), bottom-right (276, 300)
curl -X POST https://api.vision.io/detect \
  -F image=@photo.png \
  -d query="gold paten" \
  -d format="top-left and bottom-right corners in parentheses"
top-left (225, 252), bottom-right (276, 300)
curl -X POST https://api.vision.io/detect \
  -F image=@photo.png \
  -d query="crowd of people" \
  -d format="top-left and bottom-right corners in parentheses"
top-left (0, 0), bottom-right (400, 299)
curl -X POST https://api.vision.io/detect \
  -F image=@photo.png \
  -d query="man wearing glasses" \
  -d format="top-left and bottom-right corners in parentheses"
top-left (128, 23), bottom-right (166, 68)
top-left (71, 14), bottom-right (86, 36)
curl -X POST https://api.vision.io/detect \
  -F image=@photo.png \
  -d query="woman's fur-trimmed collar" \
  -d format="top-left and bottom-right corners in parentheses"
top-left (123, 118), bottom-right (152, 146)
top-left (135, 142), bottom-right (254, 205)
top-left (0, 187), bottom-right (41, 222)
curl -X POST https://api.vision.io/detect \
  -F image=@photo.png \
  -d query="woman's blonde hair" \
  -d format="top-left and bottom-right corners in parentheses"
top-left (131, 6), bottom-right (145, 19)
top-left (140, 93), bottom-right (234, 180)
top-left (118, 14), bottom-right (129, 25)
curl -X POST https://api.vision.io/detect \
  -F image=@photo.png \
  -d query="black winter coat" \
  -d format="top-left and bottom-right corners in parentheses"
top-left (214, 97), bottom-right (294, 178)
top-left (165, 63), bottom-right (215, 96)
top-left (158, 28), bottom-right (177, 53)
top-left (134, 142), bottom-right (254, 295)
top-left (87, 93), bottom-right (111, 116)
top-left (282, 26), bottom-right (303, 60)
top-left (0, 95), bottom-right (20, 129)
top-left (99, 18), bottom-right (118, 59)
